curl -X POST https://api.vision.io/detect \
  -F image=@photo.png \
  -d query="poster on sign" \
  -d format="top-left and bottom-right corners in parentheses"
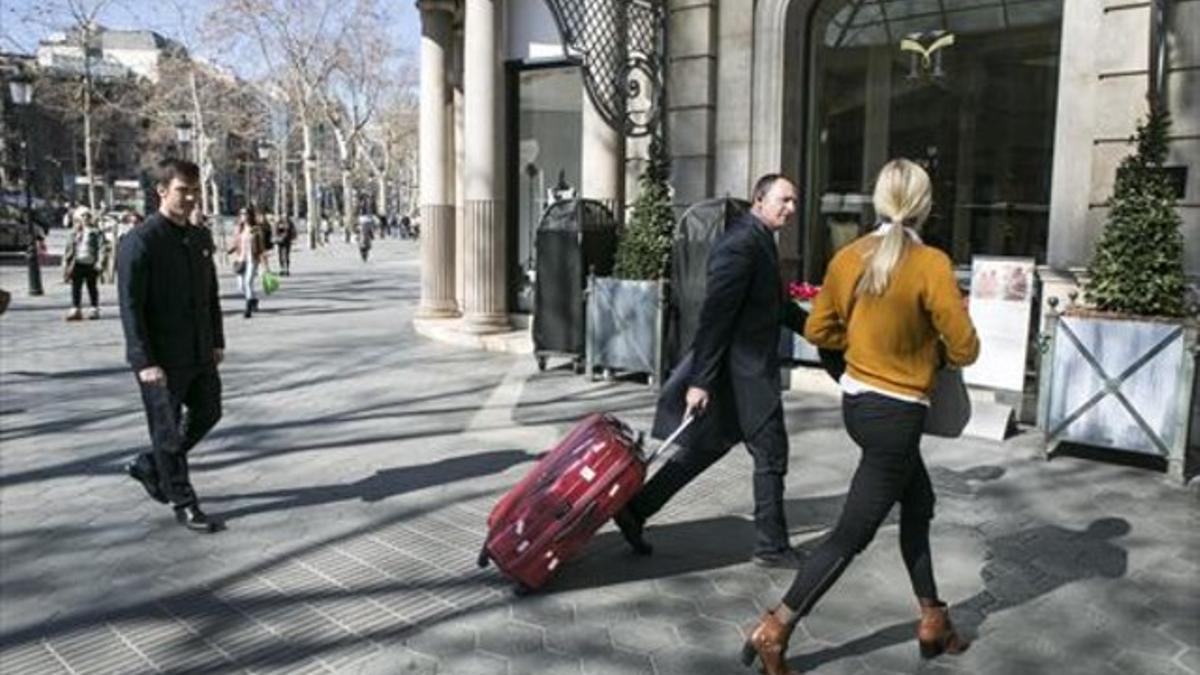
top-left (963, 256), bottom-right (1035, 392)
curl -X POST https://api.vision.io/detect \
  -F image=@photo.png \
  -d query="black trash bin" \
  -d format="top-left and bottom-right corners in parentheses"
top-left (532, 199), bottom-right (618, 372)
top-left (666, 197), bottom-right (750, 370)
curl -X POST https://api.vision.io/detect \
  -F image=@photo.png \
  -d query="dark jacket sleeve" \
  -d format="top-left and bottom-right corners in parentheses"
top-left (780, 301), bottom-right (808, 335)
top-left (117, 233), bottom-right (154, 370)
top-left (205, 230), bottom-right (225, 350)
top-left (689, 232), bottom-right (754, 392)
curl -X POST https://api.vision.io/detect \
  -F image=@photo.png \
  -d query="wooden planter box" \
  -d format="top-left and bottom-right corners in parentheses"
top-left (1037, 302), bottom-right (1198, 483)
top-left (585, 275), bottom-right (667, 386)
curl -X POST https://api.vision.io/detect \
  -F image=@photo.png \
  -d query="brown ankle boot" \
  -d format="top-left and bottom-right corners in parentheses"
top-left (917, 599), bottom-right (970, 659)
top-left (740, 610), bottom-right (799, 675)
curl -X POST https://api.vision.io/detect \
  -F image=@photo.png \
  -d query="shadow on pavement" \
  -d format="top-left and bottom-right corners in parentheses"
top-left (0, 489), bottom-right (512, 675)
top-left (789, 517), bottom-right (1130, 672)
top-left (550, 464), bottom-right (1008, 593)
top-left (206, 448), bottom-right (538, 521)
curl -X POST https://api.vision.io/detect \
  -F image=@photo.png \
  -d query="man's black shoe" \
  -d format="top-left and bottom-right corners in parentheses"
top-left (613, 506), bottom-right (653, 556)
top-left (174, 505), bottom-right (224, 533)
top-left (752, 547), bottom-right (804, 569)
top-left (126, 461), bottom-right (168, 504)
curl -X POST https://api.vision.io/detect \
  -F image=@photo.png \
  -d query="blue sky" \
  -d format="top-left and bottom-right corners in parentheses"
top-left (2, 0), bottom-right (421, 78)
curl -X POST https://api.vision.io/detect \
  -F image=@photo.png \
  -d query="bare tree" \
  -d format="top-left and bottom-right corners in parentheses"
top-left (313, 0), bottom-right (395, 241)
top-left (360, 59), bottom-right (418, 221)
top-left (22, 0), bottom-right (119, 209)
top-left (206, 0), bottom-right (361, 249)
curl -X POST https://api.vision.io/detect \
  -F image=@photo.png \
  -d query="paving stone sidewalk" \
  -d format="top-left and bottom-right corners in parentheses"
top-left (1, 236), bottom-right (1197, 675)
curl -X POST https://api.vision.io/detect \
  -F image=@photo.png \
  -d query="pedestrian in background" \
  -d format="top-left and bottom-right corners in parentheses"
top-left (275, 214), bottom-right (296, 276)
top-left (229, 206), bottom-right (269, 318)
top-left (62, 205), bottom-right (103, 321)
top-left (742, 159), bottom-right (979, 675)
top-left (357, 213), bottom-right (375, 262)
top-left (119, 210), bottom-right (143, 240)
top-left (260, 212), bottom-right (274, 251)
top-left (118, 158), bottom-right (225, 533)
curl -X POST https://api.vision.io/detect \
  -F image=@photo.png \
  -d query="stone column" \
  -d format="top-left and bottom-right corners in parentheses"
top-left (581, 87), bottom-right (625, 218)
top-left (453, 25), bottom-right (467, 313)
top-left (462, 0), bottom-right (508, 333)
top-left (417, 0), bottom-right (458, 317)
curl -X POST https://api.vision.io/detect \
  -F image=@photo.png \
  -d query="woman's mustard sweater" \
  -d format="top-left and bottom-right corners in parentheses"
top-left (804, 237), bottom-right (980, 399)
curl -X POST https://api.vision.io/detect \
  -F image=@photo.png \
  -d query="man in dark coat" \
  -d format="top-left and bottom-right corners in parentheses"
top-left (614, 174), bottom-right (808, 568)
top-left (119, 158), bottom-right (225, 533)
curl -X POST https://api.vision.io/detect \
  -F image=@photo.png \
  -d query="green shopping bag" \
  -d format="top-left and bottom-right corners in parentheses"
top-left (261, 270), bottom-right (281, 295)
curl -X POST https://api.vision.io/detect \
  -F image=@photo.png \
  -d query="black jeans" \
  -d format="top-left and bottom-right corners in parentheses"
top-left (276, 243), bottom-right (291, 272)
top-left (628, 404), bottom-right (791, 555)
top-left (71, 262), bottom-right (99, 308)
top-left (781, 392), bottom-right (938, 612)
top-left (133, 364), bottom-right (222, 506)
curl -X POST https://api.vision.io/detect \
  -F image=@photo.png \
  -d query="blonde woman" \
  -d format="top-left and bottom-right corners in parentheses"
top-left (742, 159), bottom-right (980, 675)
top-left (228, 207), bottom-right (269, 318)
top-left (62, 206), bottom-right (104, 320)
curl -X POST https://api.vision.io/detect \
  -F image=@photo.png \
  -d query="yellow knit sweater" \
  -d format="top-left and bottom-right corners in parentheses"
top-left (804, 236), bottom-right (980, 399)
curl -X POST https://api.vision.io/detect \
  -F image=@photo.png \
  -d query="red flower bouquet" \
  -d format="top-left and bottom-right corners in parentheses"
top-left (788, 281), bottom-right (821, 303)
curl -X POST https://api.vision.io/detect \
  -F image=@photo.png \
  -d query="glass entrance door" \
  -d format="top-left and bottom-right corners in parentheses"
top-left (805, 0), bottom-right (1063, 278)
top-left (508, 64), bottom-right (583, 312)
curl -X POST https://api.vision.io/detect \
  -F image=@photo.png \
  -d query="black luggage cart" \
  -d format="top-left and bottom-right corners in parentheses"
top-left (532, 199), bottom-right (618, 372)
top-left (666, 196), bottom-right (750, 370)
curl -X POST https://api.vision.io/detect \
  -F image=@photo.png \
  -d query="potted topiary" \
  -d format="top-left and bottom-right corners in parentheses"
top-left (585, 136), bottom-right (673, 385)
top-left (1038, 95), bottom-right (1198, 483)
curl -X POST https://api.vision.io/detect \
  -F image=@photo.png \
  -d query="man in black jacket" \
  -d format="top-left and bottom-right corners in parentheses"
top-left (119, 158), bottom-right (225, 533)
top-left (615, 174), bottom-right (807, 568)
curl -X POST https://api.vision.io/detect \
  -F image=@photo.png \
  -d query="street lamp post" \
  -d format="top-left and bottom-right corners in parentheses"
top-left (256, 140), bottom-right (271, 213)
top-left (9, 74), bottom-right (43, 296)
top-left (175, 115), bottom-right (194, 161)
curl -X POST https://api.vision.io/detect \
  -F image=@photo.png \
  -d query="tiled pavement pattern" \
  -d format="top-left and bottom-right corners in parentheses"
top-left (1, 236), bottom-right (1198, 675)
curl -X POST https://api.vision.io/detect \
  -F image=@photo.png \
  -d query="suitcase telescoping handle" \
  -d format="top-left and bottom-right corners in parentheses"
top-left (642, 413), bottom-right (695, 465)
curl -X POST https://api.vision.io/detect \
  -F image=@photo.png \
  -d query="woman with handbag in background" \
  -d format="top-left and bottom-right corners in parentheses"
top-left (228, 207), bottom-right (269, 319)
top-left (62, 206), bottom-right (104, 321)
top-left (742, 159), bottom-right (980, 675)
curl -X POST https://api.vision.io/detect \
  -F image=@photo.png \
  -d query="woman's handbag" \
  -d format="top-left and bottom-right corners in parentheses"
top-left (261, 270), bottom-right (280, 295)
top-left (923, 366), bottom-right (971, 438)
top-left (233, 259), bottom-right (246, 275)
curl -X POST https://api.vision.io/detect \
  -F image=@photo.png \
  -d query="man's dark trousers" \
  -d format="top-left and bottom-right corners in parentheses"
top-left (132, 364), bottom-right (222, 507)
top-left (628, 404), bottom-right (789, 556)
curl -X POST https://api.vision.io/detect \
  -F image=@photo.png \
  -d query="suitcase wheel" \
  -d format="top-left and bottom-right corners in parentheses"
top-left (536, 356), bottom-right (547, 372)
top-left (513, 583), bottom-right (535, 597)
top-left (477, 545), bottom-right (490, 568)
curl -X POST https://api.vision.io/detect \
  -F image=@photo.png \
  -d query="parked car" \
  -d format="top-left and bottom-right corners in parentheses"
top-left (0, 204), bottom-right (34, 252)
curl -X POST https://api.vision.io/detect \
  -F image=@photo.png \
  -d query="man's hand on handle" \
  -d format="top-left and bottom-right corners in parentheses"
top-left (685, 386), bottom-right (709, 417)
top-left (138, 366), bottom-right (166, 386)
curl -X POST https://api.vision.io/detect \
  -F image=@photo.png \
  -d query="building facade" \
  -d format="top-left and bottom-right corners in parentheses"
top-left (416, 0), bottom-right (1200, 336)
top-left (36, 27), bottom-right (185, 83)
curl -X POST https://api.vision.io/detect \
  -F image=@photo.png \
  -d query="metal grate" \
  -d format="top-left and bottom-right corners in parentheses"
top-left (543, 0), bottom-right (665, 137)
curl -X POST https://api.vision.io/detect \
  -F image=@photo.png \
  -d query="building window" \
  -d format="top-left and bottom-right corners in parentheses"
top-left (807, 0), bottom-right (1062, 272)
top-left (511, 64), bottom-right (583, 312)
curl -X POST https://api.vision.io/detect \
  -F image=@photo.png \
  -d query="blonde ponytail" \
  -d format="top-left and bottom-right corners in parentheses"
top-left (856, 159), bottom-right (932, 297)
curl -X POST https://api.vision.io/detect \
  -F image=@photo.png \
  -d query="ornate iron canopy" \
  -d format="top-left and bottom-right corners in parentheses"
top-left (542, 0), bottom-right (665, 137)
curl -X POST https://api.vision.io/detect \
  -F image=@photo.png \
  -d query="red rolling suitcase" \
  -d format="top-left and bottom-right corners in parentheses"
top-left (478, 412), bottom-right (692, 592)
